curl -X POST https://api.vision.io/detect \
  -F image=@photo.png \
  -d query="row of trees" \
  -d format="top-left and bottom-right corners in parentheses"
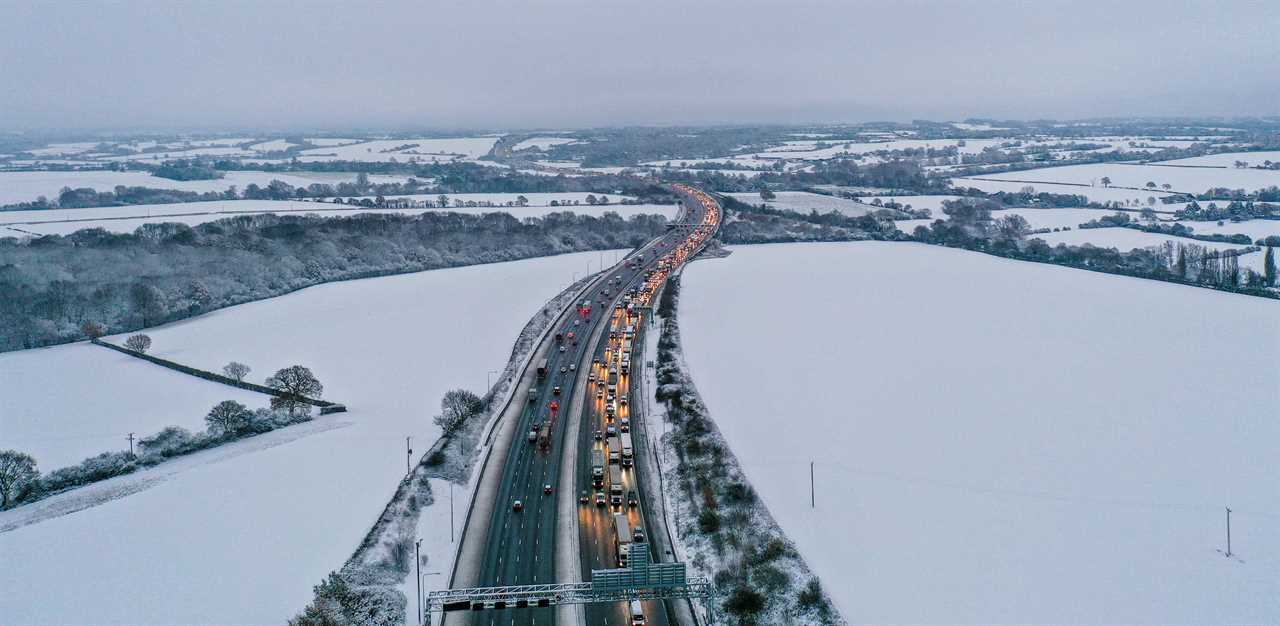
top-left (1, 209), bottom-right (671, 352)
top-left (0, 365), bottom-right (323, 510)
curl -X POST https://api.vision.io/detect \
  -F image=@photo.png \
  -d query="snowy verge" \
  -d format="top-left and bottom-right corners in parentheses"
top-left (289, 273), bottom-right (602, 626)
top-left (649, 274), bottom-right (842, 625)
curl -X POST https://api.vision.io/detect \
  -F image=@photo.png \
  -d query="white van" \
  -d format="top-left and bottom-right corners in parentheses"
top-left (629, 600), bottom-right (645, 625)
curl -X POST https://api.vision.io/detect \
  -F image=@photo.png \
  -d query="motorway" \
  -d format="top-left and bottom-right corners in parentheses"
top-left (451, 184), bottom-right (720, 626)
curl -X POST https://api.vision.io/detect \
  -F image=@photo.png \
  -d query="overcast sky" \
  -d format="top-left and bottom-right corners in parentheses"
top-left (2, 0), bottom-right (1277, 131)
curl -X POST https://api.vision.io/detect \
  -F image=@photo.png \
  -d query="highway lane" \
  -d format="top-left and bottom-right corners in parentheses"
top-left (576, 186), bottom-right (719, 626)
top-left (457, 184), bottom-right (719, 626)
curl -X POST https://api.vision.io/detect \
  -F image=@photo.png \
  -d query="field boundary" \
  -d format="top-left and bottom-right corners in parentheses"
top-left (90, 338), bottom-right (344, 411)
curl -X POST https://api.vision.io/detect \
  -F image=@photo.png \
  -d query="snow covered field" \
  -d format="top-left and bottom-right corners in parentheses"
top-left (962, 163), bottom-right (1280, 195)
top-left (511, 136), bottom-right (577, 151)
top-left (0, 343), bottom-right (267, 469)
top-left (990, 207), bottom-right (1136, 231)
top-left (1, 197), bottom-right (677, 236)
top-left (1169, 218), bottom-right (1280, 242)
top-left (678, 242), bottom-right (1279, 625)
top-left (0, 170), bottom-right (408, 206)
top-left (727, 191), bottom-right (872, 215)
top-left (295, 137), bottom-right (498, 162)
top-left (0, 250), bottom-right (620, 625)
top-left (1032, 228), bottom-right (1264, 271)
top-left (1155, 151), bottom-right (1280, 168)
top-left (952, 176), bottom-right (1181, 206)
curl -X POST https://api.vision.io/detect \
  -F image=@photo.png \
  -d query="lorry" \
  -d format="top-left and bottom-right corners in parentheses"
top-left (536, 358), bottom-right (548, 379)
top-left (613, 512), bottom-right (632, 567)
top-left (537, 422), bottom-right (552, 451)
top-left (591, 449), bottom-right (605, 487)
top-left (609, 465), bottom-right (623, 506)
top-left (607, 435), bottom-right (621, 465)
top-left (621, 432), bottom-right (634, 467)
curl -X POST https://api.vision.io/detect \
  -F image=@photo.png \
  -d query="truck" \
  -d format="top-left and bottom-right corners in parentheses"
top-left (591, 449), bottom-right (605, 487)
top-left (536, 358), bottom-right (548, 379)
top-left (609, 465), bottom-right (623, 506)
top-left (607, 435), bottom-right (621, 465)
top-left (608, 370), bottom-right (618, 386)
top-left (537, 422), bottom-right (552, 451)
top-left (612, 512), bottom-right (632, 567)
top-left (621, 432), bottom-right (634, 467)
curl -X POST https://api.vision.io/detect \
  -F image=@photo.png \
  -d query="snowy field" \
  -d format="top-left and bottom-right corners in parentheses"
top-left (678, 242), bottom-right (1279, 625)
top-left (1169, 218), bottom-right (1280, 242)
top-left (990, 207), bottom-right (1137, 231)
top-left (861, 194), bottom-right (965, 214)
top-left (962, 163), bottom-right (1280, 195)
top-left (0, 343), bottom-right (267, 469)
top-left (953, 176), bottom-right (1180, 205)
top-left (1032, 227), bottom-right (1264, 271)
top-left (511, 136), bottom-right (577, 151)
top-left (295, 137), bottom-right (498, 162)
top-left (1155, 150), bottom-right (1280, 168)
top-left (727, 191), bottom-right (872, 215)
top-left (0, 170), bottom-right (408, 206)
top-left (0, 250), bottom-right (621, 625)
top-left (1, 198), bottom-right (677, 236)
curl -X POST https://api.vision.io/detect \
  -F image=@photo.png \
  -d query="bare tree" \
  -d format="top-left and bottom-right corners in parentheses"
top-left (124, 333), bottom-right (152, 353)
top-left (266, 365), bottom-right (323, 413)
top-left (206, 400), bottom-right (252, 435)
top-left (434, 389), bottom-right (483, 435)
top-left (1100, 176), bottom-right (1112, 188)
top-left (80, 321), bottom-right (105, 339)
top-left (223, 361), bottom-right (251, 382)
top-left (0, 450), bottom-right (39, 509)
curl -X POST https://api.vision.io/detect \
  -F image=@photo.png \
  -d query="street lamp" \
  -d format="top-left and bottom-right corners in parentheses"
top-left (420, 570), bottom-right (442, 626)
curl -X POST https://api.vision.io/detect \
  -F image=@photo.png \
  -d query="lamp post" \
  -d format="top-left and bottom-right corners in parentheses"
top-left (415, 539), bottom-right (422, 625)
top-left (405, 436), bottom-right (412, 477)
top-left (486, 369), bottom-right (499, 393)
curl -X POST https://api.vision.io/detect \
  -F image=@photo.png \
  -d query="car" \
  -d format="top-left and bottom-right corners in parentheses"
top-left (606, 425), bottom-right (617, 437)
top-left (595, 491), bottom-right (606, 507)
top-left (632, 527), bottom-right (646, 543)
top-left (627, 490), bottom-right (638, 507)
top-left (573, 319), bottom-right (580, 326)
top-left (620, 423), bottom-right (630, 433)
top-left (553, 386), bottom-right (562, 396)
top-left (607, 393), bottom-right (616, 403)
top-left (559, 346), bottom-right (566, 353)
top-left (579, 490), bottom-right (589, 504)
top-left (594, 429), bottom-right (603, 441)
top-left (544, 484), bottom-right (553, 495)
top-left (588, 372), bottom-right (596, 382)
top-left (512, 500), bottom-right (523, 512)
top-left (619, 396), bottom-right (628, 406)
top-left (593, 357), bottom-right (601, 366)
top-left (560, 365), bottom-right (567, 373)
top-left (596, 389), bottom-right (604, 399)
top-left (569, 363), bottom-right (576, 371)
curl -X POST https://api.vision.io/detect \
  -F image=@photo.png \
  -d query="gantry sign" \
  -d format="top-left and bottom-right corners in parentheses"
top-left (426, 546), bottom-right (716, 622)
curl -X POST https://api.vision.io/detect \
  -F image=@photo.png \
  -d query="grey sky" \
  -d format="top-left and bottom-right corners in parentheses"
top-left (2, 0), bottom-right (1277, 131)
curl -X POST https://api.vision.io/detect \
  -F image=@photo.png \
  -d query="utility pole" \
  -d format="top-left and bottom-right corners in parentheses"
top-left (450, 482), bottom-right (455, 543)
top-left (487, 369), bottom-right (498, 392)
top-left (810, 461), bottom-right (815, 508)
top-left (415, 538), bottom-right (422, 625)
top-left (406, 437), bottom-right (413, 477)
top-left (1225, 507), bottom-right (1233, 557)
top-left (127, 432), bottom-right (136, 456)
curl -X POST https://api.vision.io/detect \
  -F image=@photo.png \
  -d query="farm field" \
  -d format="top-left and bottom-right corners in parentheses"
top-left (1032, 227), bottom-right (1264, 270)
top-left (0, 170), bottom-right (409, 206)
top-left (961, 163), bottom-right (1280, 195)
top-left (990, 207), bottom-right (1136, 231)
top-left (678, 242), bottom-right (1280, 625)
top-left (0, 343), bottom-right (267, 469)
top-left (726, 191), bottom-right (872, 215)
top-left (952, 176), bottom-right (1181, 205)
top-left (1155, 151), bottom-right (1280, 168)
top-left (0, 249), bottom-right (618, 625)
top-left (1, 198), bottom-right (678, 236)
top-left (295, 137), bottom-right (498, 162)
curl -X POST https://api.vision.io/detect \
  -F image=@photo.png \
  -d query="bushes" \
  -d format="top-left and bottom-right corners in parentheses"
top-left (698, 508), bottom-right (722, 533)
top-left (724, 587), bottom-right (766, 621)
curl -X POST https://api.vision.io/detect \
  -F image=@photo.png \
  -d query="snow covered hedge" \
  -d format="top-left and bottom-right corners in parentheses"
top-left (655, 276), bottom-right (842, 625)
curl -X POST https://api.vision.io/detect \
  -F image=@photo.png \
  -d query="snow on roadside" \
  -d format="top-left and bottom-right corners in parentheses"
top-left (678, 241), bottom-right (1280, 625)
top-left (0, 250), bottom-right (622, 626)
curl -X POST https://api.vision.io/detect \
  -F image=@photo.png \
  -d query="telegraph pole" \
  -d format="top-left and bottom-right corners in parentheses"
top-left (810, 461), bottom-right (815, 508)
top-left (415, 538), bottom-right (423, 625)
top-left (450, 482), bottom-right (455, 543)
top-left (1225, 507), bottom-right (1233, 557)
top-left (127, 432), bottom-right (136, 456)
top-left (406, 437), bottom-right (413, 477)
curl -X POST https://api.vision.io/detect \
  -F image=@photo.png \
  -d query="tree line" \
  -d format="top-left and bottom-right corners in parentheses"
top-left (0, 209), bottom-right (671, 352)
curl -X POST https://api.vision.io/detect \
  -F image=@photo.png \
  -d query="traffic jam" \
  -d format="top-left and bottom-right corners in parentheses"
top-left (509, 185), bottom-right (719, 625)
